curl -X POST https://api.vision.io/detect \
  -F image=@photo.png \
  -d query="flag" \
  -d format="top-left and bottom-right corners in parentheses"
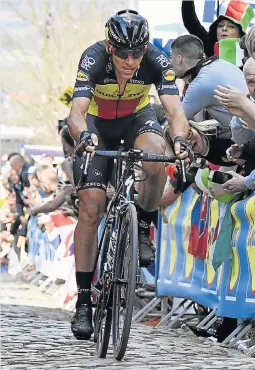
top-left (212, 202), bottom-right (234, 271)
top-left (219, 0), bottom-right (254, 33)
top-left (188, 193), bottom-right (211, 259)
top-left (58, 86), bottom-right (74, 108)
top-left (214, 38), bottom-right (244, 67)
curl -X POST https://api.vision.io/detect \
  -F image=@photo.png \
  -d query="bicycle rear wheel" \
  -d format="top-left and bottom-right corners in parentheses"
top-left (94, 225), bottom-right (113, 358)
top-left (112, 203), bottom-right (138, 361)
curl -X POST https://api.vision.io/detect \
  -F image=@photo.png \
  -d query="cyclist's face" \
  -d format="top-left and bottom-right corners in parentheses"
top-left (216, 19), bottom-right (240, 41)
top-left (112, 53), bottom-right (143, 80)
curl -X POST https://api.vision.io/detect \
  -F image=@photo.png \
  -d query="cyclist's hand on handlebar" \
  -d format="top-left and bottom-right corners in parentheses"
top-left (75, 131), bottom-right (98, 158)
top-left (173, 136), bottom-right (189, 162)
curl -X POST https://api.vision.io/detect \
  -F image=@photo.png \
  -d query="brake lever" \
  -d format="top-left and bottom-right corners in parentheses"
top-left (172, 144), bottom-right (198, 194)
top-left (76, 137), bottom-right (94, 190)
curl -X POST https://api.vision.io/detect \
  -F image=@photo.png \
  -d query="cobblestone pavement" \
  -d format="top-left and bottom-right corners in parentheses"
top-left (1, 276), bottom-right (255, 370)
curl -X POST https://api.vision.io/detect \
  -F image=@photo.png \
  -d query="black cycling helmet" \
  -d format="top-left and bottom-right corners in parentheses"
top-left (105, 9), bottom-right (149, 49)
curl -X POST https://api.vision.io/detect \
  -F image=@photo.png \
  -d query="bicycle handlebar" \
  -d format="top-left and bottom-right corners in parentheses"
top-left (95, 150), bottom-right (176, 163)
top-left (77, 148), bottom-right (205, 194)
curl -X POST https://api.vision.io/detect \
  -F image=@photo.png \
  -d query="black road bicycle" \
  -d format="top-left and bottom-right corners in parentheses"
top-left (78, 144), bottom-right (203, 360)
top-left (77, 147), bottom-right (177, 361)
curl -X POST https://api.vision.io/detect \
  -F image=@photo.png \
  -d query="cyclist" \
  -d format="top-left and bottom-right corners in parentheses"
top-left (68, 9), bottom-right (189, 340)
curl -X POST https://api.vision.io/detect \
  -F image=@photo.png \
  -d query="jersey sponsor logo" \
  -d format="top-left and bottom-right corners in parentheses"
top-left (74, 86), bottom-right (94, 93)
top-left (77, 70), bottom-right (89, 82)
top-left (144, 120), bottom-right (156, 127)
top-left (106, 61), bottom-right (113, 73)
top-left (129, 79), bottom-right (145, 85)
top-left (84, 182), bottom-right (106, 189)
top-left (161, 84), bottom-right (177, 90)
top-left (127, 91), bottom-right (144, 98)
top-left (156, 54), bottom-right (171, 68)
top-left (95, 90), bottom-right (116, 98)
top-left (163, 69), bottom-right (175, 82)
top-left (92, 170), bottom-right (102, 177)
top-left (103, 78), bottom-right (117, 84)
top-left (81, 55), bottom-right (95, 71)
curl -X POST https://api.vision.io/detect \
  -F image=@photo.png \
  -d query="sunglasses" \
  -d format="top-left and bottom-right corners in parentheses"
top-left (111, 46), bottom-right (147, 59)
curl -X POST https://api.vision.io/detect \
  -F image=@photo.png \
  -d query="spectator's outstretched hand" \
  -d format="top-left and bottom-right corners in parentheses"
top-left (214, 85), bottom-right (247, 117)
top-left (226, 144), bottom-right (246, 165)
top-left (222, 171), bottom-right (247, 193)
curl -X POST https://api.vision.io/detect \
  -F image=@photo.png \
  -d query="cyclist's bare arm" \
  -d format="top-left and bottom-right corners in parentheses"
top-left (160, 94), bottom-right (189, 158)
top-left (68, 97), bottom-right (91, 142)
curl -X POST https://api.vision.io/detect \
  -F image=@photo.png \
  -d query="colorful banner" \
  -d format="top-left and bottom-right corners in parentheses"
top-left (217, 192), bottom-right (255, 319)
top-left (156, 187), bottom-right (220, 309)
top-left (156, 187), bottom-right (255, 319)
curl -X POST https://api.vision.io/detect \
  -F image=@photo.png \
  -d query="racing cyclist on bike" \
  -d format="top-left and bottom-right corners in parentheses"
top-left (68, 9), bottom-right (189, 340)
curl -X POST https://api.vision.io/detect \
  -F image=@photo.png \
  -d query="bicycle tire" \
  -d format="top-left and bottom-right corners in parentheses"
top-left (112, 203), bottom-right (138, 361)
top-left (94, 226), bottom-right (113, 358)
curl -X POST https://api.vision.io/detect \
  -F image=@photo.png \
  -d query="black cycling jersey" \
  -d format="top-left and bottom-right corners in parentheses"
top-left (73, 41), bottom-right (179, 119)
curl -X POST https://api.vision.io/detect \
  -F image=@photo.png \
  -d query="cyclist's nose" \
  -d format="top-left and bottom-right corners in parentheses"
top-left (125, 55), bottom-right (135, 66)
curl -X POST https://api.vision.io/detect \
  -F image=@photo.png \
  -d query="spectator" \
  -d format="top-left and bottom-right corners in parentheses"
top-left (181, 0), bottom-right (254, 62)
top-left (39, 155), bottom-right (54, 169)
top-left (9, 154), bottom-right (30, 188)
top-left (245, 25), bottom-right (255, 59)
top-left (39, 168), bottom-right (58, 198)
top-left (214, 57), bottom-right (255, 130)
top-left (170, 34), bottom-right (248, 130)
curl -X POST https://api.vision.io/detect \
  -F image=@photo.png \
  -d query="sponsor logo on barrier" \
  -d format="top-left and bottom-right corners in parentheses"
top-left (163, 69), bottom-right (175, 82)
top-left (81, 55), bottom-right (95, 71)
top-left (77, 70), bottom-right (89, 82)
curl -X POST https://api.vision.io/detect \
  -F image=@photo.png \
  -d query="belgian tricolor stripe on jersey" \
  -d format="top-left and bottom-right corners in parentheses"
top-left (88, 84), bottom-right (151, 119)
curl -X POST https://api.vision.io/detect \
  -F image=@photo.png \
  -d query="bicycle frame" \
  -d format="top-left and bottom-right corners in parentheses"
top-left (92, 152), bottom-right (137, 297)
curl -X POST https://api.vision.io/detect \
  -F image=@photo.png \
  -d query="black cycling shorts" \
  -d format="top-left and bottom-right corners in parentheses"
top-left (73, 104), bottom-right (165, 191)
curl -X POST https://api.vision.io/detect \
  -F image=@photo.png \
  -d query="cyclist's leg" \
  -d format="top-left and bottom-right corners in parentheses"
top-left (126, 105), bottom-right (168, 211)
top-left (125, 105), bottom-right (168, 266)
top-left (71, 116), bottom-right (113, 339)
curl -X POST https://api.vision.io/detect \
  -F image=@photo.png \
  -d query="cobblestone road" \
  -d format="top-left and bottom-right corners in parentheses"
top-left (1, 276), bottom-right (255, 370)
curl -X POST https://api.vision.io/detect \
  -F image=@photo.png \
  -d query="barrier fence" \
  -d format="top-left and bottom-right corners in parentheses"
top-left (156, 187), bottom-right (255, 320)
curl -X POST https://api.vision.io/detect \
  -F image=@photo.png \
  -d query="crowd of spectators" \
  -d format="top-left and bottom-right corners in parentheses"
top-left (0, 148), bottom-right (77, 274)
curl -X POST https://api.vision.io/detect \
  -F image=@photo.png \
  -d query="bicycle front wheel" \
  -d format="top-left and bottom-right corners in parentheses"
top-left (112, 203), bottom-right (138, 361)
top-left (94, 226), bottom-right (112, 358)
